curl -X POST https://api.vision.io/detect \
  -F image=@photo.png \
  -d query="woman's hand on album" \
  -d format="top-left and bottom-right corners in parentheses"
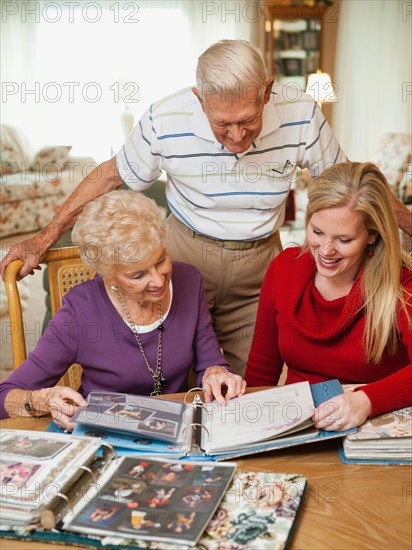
top-left (312, 389), bottom-right (372, 431)
top-left (32, 387), bottom-right (88, 431)
top-left (201, 366), bottom-right (246, 405)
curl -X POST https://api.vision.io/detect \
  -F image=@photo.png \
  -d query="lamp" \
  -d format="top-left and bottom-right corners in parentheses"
top-left (305, 70), bottom-right (337, 110)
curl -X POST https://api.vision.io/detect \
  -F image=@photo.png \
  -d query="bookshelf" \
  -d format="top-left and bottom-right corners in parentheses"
top-left (263, 1), bottom-right (334, 91)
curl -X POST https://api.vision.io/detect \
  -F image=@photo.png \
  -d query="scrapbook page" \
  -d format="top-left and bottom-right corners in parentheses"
top-left (198, 379), bottom-right (356, 460)
top-left (63, 457), bottom-right (236, 546)
top-left (72, 391), bottom-right (190, 446)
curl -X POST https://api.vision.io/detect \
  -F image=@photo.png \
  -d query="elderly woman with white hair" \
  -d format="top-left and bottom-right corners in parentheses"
top-left (0, 191), bottom-right (245, 430)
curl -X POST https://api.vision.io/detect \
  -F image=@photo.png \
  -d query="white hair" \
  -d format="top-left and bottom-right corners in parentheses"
top-left (196, 39), bottom-right (268, 103)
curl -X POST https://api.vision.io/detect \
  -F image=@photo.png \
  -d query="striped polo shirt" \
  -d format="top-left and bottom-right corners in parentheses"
top-left (116, 84), bottom-right (346, 241)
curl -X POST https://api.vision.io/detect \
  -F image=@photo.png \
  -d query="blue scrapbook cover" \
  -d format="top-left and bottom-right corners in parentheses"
top-left (338, 444), bottom-right (412, 465)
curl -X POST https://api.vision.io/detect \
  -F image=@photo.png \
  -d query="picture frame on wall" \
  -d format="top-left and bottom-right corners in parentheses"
top-left (305, 55), bottom-right (318, 75)
top-left (302, 30), bottom-right (318, 51)
top-left (283, 31), bottom-right (303, 50)
top-left (275, 30), bottom-right (284, 51)
top-left (284, 58), bottom-right (303, 76)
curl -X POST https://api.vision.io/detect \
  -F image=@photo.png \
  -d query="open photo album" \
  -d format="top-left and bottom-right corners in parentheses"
top-left (0, 428), bottom-right (307, 549)
top-left (0, 429), bottom-right (237, 546)
top-left (71, 379), bottom-right (355, 460)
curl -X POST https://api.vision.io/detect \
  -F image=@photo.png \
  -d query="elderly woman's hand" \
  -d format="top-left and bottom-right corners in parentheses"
top-left (202, 366), bottom-right (246, 405)
top-left (31, 387), bottom-right (88, 431)
top-left (312, 389), bottom-right (372, 431)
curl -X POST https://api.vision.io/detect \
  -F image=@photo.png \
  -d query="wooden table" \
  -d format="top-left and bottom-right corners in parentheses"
top-left (1, 407), bottom-right (411, 550)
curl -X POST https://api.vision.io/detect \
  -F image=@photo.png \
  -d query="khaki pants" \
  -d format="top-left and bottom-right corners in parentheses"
top-left (166, 215), bottom-right (282, 376)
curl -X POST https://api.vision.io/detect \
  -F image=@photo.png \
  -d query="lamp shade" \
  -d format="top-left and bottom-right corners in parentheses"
top-left (305, 70), bottom-right (337, 105)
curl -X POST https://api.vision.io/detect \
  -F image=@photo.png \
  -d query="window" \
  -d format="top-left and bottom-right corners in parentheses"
top-left (2, 2), bottom-right (196, 160)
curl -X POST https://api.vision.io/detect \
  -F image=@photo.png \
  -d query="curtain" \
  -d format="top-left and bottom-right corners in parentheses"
top-left (1, 1), bottom-right (260, 162)
top-left (180, 1), bottom-right (261, 57)
top-left (0, 1), bottom-right (39, 140)
top-left (333, 0), bottom-right (412, 161)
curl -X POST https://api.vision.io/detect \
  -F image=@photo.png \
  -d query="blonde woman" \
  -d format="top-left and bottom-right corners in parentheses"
top-left (246, 162), bottom-right (412, 430)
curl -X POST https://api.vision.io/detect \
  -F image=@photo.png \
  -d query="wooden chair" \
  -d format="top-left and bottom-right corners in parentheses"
top-left (4, 246), bottom-right (94, 390)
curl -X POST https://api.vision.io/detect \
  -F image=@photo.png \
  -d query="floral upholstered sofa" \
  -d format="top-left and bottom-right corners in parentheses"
top-left (0, 125), bottom-right (95, 238)
top-left (374, 133), bottom-right (411, 204)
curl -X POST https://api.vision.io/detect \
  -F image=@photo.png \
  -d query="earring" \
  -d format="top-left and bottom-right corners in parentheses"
top-left (110, 285), bottom-right (119, 293)
top-left (367, 245), bottom-right (375, 257)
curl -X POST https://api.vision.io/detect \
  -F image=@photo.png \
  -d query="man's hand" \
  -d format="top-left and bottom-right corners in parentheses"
top-left (1, 157), bottom-right (121, 280)
top-left (202, 366), bottom-right (246, 405)
top-left (0, 232), bottom-right (50, 280)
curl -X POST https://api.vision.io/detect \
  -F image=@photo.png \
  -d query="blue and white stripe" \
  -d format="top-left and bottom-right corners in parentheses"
top-left (116, 85), bottom-right (346, 241)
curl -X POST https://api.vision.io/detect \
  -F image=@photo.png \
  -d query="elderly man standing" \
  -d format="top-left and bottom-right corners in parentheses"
top-left (2, 40), bottom-right (410, 376)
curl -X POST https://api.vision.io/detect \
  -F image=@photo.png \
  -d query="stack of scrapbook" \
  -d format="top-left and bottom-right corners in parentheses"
top-left (0, 430), bottom-right (104, 528)
top-left (0, 430), bottom-right (307, 548)
top-left (71, 379), bottom-right (355, 460)
top-left (340, 406), bottom-right (412, 465)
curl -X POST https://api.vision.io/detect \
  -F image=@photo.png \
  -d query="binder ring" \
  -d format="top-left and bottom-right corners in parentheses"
top-left (78, 464), bottom-right (97, 483)
top-left (182, 422), bottom-right (210, 452)
top-left (100, 442), bottom-right (117, 465)
top-left (56, 492), bottom-right (71, 506)
top-left (41, 492), bottom-right (71, 530)
top-left (184, 387), bottom-right (204, 406)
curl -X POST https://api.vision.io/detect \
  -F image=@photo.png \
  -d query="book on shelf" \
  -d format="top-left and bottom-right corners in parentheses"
top-left (71, 379), bottom-right (355, 461)
top-left (0, 429), bottom-right (237, 547)
top-left (0, 437), bottom-right (306, 550)
top-left (339, 406), bottom-right (412, 465)
top-left (279, 49), bottom-right (307, 59)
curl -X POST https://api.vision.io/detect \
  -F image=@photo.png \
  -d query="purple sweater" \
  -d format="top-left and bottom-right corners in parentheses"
top-left (0, 262), bottom-right (228, 418)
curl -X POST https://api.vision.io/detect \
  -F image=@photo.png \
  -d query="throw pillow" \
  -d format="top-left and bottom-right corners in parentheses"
top-left (0, 144), bottom-right (21, 174)
top-left (0, 125), bottom-right (32, 174)
top-left (30, 145), bottom-right (72, 171)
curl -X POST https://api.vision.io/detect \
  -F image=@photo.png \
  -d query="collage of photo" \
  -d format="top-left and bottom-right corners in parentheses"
top-left (72, 391), bottom-right (188, 445)
top-left (1, 433), bottom-right (80, 492)
top-left (65, 457), bottom-right (235, 545)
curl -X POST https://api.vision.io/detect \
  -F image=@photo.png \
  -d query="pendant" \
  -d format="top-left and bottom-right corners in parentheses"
top-left (151, 375), bottom-right (167, 396)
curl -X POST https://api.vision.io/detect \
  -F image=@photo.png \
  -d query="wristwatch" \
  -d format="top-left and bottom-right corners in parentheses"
top-left (23, 390), bottom-right (36, 415)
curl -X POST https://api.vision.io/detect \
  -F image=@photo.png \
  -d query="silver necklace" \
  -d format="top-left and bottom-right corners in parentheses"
top-left (112, 285), bottom-right (167, 396)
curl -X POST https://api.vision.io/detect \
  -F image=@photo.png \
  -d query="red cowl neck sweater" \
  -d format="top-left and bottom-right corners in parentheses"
top-left (245, 247), bottom-right (412, 417)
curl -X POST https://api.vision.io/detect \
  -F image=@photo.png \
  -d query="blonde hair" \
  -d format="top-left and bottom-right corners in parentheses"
top-left (304, 161), bottom-right (412, 363)
top-left (72, 190), bottom-right (167, 278)
top-left (196, 39), bottom-right (268, 103)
